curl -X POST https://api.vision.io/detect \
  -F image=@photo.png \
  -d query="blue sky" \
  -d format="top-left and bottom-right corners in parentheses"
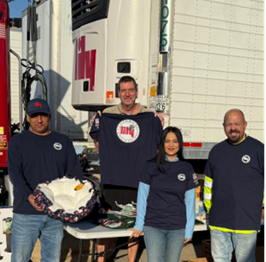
top-left (9, 0), bottom-right (30, 18)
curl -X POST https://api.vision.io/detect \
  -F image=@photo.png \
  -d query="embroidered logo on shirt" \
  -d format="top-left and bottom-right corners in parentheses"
top-left (116, 119), bottom-right (140, 143)
top-left (177, 173), bottom-right (186, 181)
top-left (54, 143), bottom-right (62, 150)
top-left (242, 155), bottom-right (251, 163)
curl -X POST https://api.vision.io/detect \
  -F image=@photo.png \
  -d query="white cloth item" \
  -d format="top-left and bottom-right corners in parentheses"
top-left (37, 177), bottom-right (94, 214)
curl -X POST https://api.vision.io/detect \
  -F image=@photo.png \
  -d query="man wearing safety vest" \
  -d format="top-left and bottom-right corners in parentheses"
top-left (204, 109), bottom-right (264, 262)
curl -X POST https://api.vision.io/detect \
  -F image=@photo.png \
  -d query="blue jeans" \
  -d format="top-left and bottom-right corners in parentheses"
top-left (143, 226), bottom-right (185, 262)
top-left (11, 213), bottom-right (64, 262)
top-left (210, 229), bottom-right (257, 262)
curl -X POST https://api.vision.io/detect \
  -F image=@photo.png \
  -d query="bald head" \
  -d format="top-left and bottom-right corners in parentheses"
top-left (224, 109), bottom-right (246, 124)
top-left (223, 109), bottom-right (247, 143)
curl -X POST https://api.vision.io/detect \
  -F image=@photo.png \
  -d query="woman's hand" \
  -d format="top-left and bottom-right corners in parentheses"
top-left (184, 238), bottom-right (191, 244)
top-left (127, 228), bottom-right (143, 239)
top-left (154, 113), bottom-right (165, 127)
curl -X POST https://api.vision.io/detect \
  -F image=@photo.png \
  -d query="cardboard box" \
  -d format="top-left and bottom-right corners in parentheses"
top-left (0, 207), bottom-right (13, 261)
top-left (202, 240), bottom-right (212, 262)
top-left (255, 235), bottom-right (264, 262)
top-left (202, 237), bottom-right (264, 262)
top-left (261, 208), bottom-right (266, 219)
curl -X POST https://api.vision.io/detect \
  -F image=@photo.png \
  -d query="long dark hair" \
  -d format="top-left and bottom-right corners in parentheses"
top-left (152, 126), bottom-right (185, 172)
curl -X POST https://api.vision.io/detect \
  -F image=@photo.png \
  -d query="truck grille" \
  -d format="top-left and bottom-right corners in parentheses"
top-left (71, 0), bottom-right (110, 31)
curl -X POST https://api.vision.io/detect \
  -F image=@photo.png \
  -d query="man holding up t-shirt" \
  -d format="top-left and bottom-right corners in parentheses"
top-left (90, 76), bottom-right (163, 262)
top-left (204, 109), bottom-right (264, 262)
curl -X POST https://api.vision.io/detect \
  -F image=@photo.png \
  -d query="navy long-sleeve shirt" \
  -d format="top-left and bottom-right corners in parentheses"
top-left (8, 130), bottom-right (83, 215)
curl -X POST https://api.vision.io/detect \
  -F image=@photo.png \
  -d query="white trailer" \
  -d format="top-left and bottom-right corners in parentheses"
top-left (21, 0), bottom-right (89, 140)
top-left (10, 28), bottom-right (22, 125)
top-left (71, 0), bottom-right (264, 162)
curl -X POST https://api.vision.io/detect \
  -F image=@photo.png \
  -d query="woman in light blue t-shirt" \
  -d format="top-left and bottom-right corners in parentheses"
top-left (128, 126), bottom-right (198, 262)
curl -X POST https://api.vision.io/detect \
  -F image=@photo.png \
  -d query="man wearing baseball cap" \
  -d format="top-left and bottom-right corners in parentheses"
top-left (8, 98), bottom-right (83, 262)
top-left (26, 98), bottom-right (51, 135)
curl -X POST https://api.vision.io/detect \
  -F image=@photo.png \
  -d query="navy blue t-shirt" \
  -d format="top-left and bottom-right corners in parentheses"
top-left (90, 113), bottom-right (162, 188)
top-left (140, 160), bottom-right (198, 230)
top-left (8, 130), bottom-right (83, 215)
top-left (205, 136), bottom-right (264, 230)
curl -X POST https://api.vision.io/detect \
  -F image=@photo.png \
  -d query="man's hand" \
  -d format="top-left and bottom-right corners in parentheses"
top-left (127, 228), bottom-right (143, 239)
top-left (90, 110), bottom-right (102, 126)
top-left (154, 113), bottom-right (165, 127)
top-left (93, 139), bottom-right (99, 152)
top-left (90, 111), bottom-right (102, 151)
top-left (28, 194), bottom-right (44, 212)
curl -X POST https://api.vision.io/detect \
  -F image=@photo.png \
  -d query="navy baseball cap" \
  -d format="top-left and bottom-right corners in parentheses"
top-left (27, 98), bottom-right (51, 116)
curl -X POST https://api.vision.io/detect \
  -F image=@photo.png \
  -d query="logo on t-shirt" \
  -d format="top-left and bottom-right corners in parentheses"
top-left (116, 119), bottom-right (140, 143)
top-left (54, 142), bottom-right (62, 150)
top-left (242, 155), bottom-right (251, 163)
top-left (177, 173), bottom-right (186, 181)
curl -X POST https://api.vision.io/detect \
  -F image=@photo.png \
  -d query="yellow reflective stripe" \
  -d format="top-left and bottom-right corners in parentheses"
top-left (204, 186), bottom-right (212, 195)
top-left (204, 176), bottom-right (213, 214)
top-left (205, 175), bottom-right (213, 183)
top-left (204, 192), bottom-right (212, 200)
top-left (209, 226), bottom-right (256, 234)
top-left (204, 199), bottom-right (212, 214)
top-left (204, 176), bottom-right (212, 198)
top-left (204, 180), bottom-right (212, 188)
